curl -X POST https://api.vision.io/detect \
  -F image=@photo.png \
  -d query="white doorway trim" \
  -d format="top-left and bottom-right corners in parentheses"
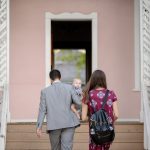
top-left (45, 12), bottom-right (98, 86)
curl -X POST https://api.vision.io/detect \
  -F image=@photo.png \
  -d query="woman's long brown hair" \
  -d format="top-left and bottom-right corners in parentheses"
top-left (83, 70), bottom-right (107, 103)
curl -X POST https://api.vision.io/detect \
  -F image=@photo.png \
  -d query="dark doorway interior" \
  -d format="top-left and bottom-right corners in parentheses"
top-left (51, 21), bottom-right (92, 84)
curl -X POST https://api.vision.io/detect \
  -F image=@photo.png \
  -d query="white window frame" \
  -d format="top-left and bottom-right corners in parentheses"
top-left (45, 12), bottom-right (98, 86)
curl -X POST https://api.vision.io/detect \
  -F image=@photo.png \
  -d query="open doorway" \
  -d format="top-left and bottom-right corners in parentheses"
top-left (51, 21), bottom-right (91, 84)
top-left (45, 13), bottom-right (98, 86)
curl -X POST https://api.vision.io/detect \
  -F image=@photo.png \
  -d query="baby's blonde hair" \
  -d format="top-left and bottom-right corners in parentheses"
top-left (73, 78), bottom-right (82, 84)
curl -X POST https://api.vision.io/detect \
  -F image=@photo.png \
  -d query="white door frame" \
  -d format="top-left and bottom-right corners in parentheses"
top-left (45, 12), bottom-right (98, 86)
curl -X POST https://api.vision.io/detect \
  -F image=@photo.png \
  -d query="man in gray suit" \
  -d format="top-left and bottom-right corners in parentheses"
top-left (36, 69), bottom-right (81, 150)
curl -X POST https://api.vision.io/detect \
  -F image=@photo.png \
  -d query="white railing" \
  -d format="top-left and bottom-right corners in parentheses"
top-left (140, 0), bottom-right (150, 149)
top-left (142, 84), bottom-right (150, 149)
top-left (0, 0), bottom-right (9, 149)
top-left (0, 0), bottom-right (9, 84)
top-left (0, 83), bottom-right (8, 150)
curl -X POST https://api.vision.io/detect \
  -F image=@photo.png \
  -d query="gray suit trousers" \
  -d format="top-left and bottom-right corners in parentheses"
top-left (49, 127), bottom-right (75, 150)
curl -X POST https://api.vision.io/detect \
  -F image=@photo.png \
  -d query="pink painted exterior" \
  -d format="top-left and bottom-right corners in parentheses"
top-left (10, 0), bottom-right (140, 120)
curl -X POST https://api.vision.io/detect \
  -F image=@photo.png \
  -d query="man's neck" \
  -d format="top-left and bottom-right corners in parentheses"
top-left (53, 79), bottom-right (60, 83)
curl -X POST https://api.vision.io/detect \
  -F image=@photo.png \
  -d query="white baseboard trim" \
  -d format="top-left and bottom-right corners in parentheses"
top-left (9, 119), bottom-right (46, 123)
top-left (117, 118), bottom-right (140, 122)
top-left (9, 118), bottom-right (140, 123)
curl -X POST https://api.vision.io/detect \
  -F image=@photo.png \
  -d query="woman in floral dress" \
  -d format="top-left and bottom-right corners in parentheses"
top-left (82, 70), bottom-right (119, 150)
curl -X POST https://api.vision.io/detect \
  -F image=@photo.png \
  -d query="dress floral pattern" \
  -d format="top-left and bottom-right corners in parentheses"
top-left (86, 89), bottom-right (117, 150)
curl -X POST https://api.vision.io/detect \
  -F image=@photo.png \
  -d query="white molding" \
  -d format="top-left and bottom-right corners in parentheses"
top-left (45, 12), bottom-right (97, 20)
top-left (140, 109), bottom-right (144, 122)
top-left (117, 118), bottom-right (140, 122)
top-left (140, 0), bottom-right (144, 123)
top-left (132, 88), bottom-right (141, 92)
top-left (45, 12), bottom-right (98, 86)
top-left (10, 119), bottom-right (46, 123)
top-left (10, 119), bottom-right (37, 123)
top-left (10, 118), bottom-right (140, 123)
top-left (7, 0), bottom-right (10, 122)
top-left (134, 0), bottom-right (141, 91)
top-left (92, 14), bottom-right (98, 71)
top-left (45, 15), bottom-right (51, 86)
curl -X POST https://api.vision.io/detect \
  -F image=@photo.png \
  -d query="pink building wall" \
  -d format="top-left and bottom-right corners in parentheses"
top-left (10, 0), bottom-right (140, 121)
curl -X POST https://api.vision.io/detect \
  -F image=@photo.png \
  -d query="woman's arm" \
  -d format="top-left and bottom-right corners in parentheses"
top-left (113, 101), bottom-right (119, 121)
top-left (82, 102), bottom-right (88, 121)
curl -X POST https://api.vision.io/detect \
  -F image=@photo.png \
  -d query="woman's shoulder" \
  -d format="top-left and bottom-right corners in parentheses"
top-left (107, 89), bottom-right (115, 93)
top-left (107, 89), bottom-right (116, 95)
top-left (107, 89), bottom-right (117, 101)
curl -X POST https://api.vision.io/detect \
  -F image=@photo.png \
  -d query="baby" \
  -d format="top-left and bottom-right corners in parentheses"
top-left (71, 78), bottom-right (82, 119)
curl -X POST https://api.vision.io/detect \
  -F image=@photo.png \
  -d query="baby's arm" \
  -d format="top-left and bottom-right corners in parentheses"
top-left (71, 104), bottom-right (80, 119)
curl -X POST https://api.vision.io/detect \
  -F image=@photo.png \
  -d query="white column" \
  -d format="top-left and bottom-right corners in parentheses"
top-left (134, 0), bottom-right (141, 92)
top-left (140, 0), bottom-right (150, 149)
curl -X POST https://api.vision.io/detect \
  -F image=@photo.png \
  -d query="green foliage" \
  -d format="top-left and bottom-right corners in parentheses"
top-left (55, 49), bottom-right (86, 77)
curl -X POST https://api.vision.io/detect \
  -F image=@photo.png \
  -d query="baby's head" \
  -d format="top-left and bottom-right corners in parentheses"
top-left (72, 78), bottom-right (82, 88)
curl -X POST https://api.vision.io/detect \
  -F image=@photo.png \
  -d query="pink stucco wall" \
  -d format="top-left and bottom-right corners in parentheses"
top-left (10, 0), bottom-right (140, 120)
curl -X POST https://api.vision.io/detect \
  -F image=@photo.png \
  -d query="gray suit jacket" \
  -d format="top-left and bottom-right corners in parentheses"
top-left (36, 81), bottom-right (81, 131)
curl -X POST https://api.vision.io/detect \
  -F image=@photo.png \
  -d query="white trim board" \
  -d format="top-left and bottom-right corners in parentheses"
top-left (117, 118), bottom-right (140, 122)
top-left (10, 119), bottom-right (46, 123)
top-left (45, 12), bottom-right (98, 86)
top-left (133, 0), bottom-right (141, 92)
top-left (7, 0), bottom-right (10, 122)
top-left (10, 118), bottom-right (140, 123)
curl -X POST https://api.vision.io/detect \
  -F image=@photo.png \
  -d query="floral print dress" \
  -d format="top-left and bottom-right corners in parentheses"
top-left (87, 89), bottom-right (117, 150)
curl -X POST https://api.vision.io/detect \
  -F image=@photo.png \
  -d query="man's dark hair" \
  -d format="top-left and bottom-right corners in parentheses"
top-left (49, 69), bottom-right (61, 80)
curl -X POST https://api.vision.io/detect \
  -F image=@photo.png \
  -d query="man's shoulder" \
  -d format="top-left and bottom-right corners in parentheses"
top-left (41, 85), bottom-right (52, 92)
top-left (60, 83), bottom-right (73, 89)
top-left (41, 83), bottom-right (73, 92)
